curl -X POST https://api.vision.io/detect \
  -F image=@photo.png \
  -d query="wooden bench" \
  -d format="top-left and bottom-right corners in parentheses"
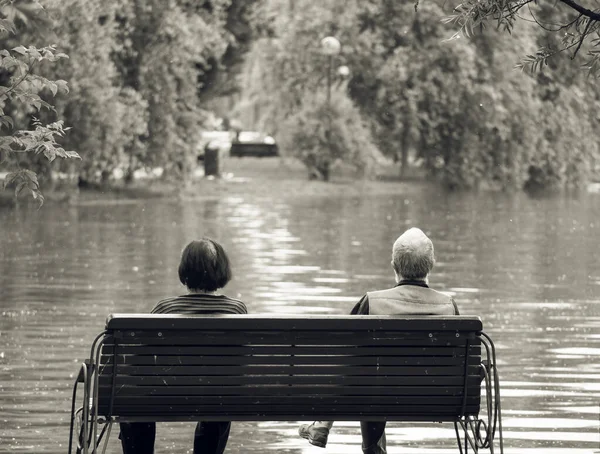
top-left (68, 314), bottom-right (503, 454)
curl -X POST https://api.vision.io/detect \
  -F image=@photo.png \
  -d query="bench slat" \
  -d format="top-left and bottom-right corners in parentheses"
top-left (101, 345), bottom-right (480, 356)
top-left (100, 354), bottom-right (482, 366)
top-left (104, 331), bottom-right (478, 347)
top-left (105, 314), bottom-right (483, 332)
top-left (109, 414), bottom-right (470, 422)
top-left (100, 375), bottom-right (482, 386)
top-left (97, 385), bottom-right (482, 396)
top-left (99, 365), bottom-right (481, 376)
top-left (98, 395), bottom-right (480, 406)
top-left (104, 405), bottom-right (481, 416)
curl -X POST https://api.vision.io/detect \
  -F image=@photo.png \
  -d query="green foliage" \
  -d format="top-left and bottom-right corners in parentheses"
top-left (37, 0), bottom-right (149, 185)
top-left (2, 0), bottom-right (256, 197)
top-left (0, 1), bottom-right (79, 204)
top-left (342, 0), bottom-right (599, 189)
top-left (239, 0), bottom-right (381, 179)
top-left (111, 0), bottom-right (234, 180)
top-left (2, 118), bottom-right (75, 200)
top-left (3, 0), bottom-right (599, 196)
top-left (438, 0), bottom-right (600, 77)
top-left (279, 91), bottom-right (377, 180)
top-left (427, 0), bottom-right (600, 189)
top-left (516, 50), bottom-right (554, 73)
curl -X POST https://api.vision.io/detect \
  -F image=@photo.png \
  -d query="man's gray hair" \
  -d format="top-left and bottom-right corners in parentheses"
top-left (392, 228), bottom-right (435, 280)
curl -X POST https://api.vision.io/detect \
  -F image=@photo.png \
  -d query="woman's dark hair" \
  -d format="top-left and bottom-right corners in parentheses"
top-left (178, 238), bottom-right (232, 292)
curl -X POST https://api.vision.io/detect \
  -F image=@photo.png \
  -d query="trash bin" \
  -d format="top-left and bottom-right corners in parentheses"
top-left (204, 144), bottom-right (220, 177)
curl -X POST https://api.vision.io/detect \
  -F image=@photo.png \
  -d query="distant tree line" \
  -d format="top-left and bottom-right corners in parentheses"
top-left (2, 0), bottom-right (600, 202)
top-left (1, 0), bottom-right (256, 202)
top-left (243, 0), bottom-right (600, 189)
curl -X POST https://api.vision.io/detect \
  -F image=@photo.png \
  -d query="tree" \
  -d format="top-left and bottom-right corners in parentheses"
top-left (4, 0), bottom-right (261, 196)
top-left (238, 0), bottom-right (380, 180)
top-left (111, 0), bottom-right (248, 182)
top-left (329, 0), bottom-right (598, 189)
top-left (0, 0), bottom-right (79, 205)
top-left (278, 90), bottom-right (380, 180)
top-left (337, 0), bottom-right (544, 188)
top-left (34, 0), bottom-right (148, 187)
top-left (240, 0), bottom-right (600, 189)
top-left (443, 0), bottom-right (600, 75)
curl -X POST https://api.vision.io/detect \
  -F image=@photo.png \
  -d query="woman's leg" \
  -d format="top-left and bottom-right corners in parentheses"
top-left (119, 422), bottom-right (156, 454)
top-left (193, 421), bottom-right (231, 454)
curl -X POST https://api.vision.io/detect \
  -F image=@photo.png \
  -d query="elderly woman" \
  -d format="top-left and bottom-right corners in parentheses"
top-left (119, 238), bottom-right (247, 454)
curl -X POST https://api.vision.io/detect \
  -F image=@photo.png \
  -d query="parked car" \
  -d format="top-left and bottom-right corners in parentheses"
top-left (198, 130), bottom-right (278, 161)
top-left (230, 131), bottom-right (279, 158)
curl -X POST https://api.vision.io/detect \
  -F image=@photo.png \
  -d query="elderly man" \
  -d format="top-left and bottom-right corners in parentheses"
top-left (298, 227), bottom-right (459, 454)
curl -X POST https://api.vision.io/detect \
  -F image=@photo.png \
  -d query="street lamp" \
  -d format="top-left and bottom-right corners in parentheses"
top-left (337, 65), bottom-right (350, 78)
top-left (318, 37), bottom-right (344, 181)
top-left (320, 36), bottom-right (341, 110)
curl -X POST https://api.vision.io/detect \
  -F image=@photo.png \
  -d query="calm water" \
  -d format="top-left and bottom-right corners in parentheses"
top-left (1, 181), bottom-right (600, 453)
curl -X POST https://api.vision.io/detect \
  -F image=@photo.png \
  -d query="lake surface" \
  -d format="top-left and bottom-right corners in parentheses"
top-left (1, 179), bottom-right (599, 453)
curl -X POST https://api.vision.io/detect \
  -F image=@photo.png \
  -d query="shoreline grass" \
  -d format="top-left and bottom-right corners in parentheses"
top-left (1, 157), bottom-right (427, 208)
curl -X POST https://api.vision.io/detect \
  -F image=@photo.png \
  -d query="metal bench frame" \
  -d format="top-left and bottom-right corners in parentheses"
top-left (68, 314), bottom-right (503, 454)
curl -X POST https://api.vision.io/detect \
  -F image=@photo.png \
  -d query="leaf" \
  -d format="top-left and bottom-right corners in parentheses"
top-left (65, 150), bottom-right (81, 159)
top-left (23, 169), bottom-right (39, 185)
top-left (55, 79), bottom-right (69, 93)
top-left (14, 181), bottom-right (26, 197)
top-left (0, 19), bottom-right (15, 34)
top-left (12, 45), bottom-right (27, 55)
top-left (27, 46), bottom-right (41, 60)
top-left (47, 81), bottom-right (57, 97)
top-left (32, 189), bottom-right (44, 208)
top-left (3, 171), bottom-right (18, 189)
top-left (42, 144), bottom-right (56, 162)
top-left (0, 115), bottom-right (13, 130)
top-left (2, 55), bottom-right (19, 69)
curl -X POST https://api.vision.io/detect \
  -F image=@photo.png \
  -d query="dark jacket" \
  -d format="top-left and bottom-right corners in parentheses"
top-left (351, 280), bottom-right (459, 315)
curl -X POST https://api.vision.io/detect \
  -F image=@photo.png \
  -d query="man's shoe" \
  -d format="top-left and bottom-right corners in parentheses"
top-left (298, 423), bottom-right (329, 448)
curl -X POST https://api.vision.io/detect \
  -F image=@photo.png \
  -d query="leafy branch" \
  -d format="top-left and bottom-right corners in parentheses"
top-left (437, 0), bottom-right (600, 76)
top-left (0, 3), bottom-right (75, 207)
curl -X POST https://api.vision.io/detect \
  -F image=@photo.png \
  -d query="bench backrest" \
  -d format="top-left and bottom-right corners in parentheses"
top-left (96, 314), bottom-right (483, 422)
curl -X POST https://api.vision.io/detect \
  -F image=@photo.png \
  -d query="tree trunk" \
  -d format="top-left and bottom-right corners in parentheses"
top-left (399, 111), bottom-right (411, 178)
top-left (399, 147), bottom-right (408, 178)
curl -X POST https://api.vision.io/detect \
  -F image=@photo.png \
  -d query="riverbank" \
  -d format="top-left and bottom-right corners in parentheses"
top-left (1, 157), bottom-right (425, 208)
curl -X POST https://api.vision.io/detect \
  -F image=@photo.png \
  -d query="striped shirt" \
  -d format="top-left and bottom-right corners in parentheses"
top-left (151, 293), bottom-right (248, 315)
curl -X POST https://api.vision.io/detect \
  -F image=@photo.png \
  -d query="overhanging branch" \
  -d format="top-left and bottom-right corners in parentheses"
top-left (558, 0), bottom-right (600, 21)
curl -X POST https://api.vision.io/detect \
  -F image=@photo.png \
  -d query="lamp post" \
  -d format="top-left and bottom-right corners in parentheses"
top-left (319, 36), bottom-right (341, 181)
top-left (320, 36), bottom-right (341, 111)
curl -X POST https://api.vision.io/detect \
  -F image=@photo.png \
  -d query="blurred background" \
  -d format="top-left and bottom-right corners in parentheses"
top-left (1, 0), bottom-right (600, 453)
top-left (1, 0), bottom-right (600, 192)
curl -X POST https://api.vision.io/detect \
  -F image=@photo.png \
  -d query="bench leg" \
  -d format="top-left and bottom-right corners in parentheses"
top-left (68, 375), bottom-right (80, 454)
top-left (479, 332), bottom-right (504, 454)
top-left (69, 362), bottom-right (92, 454)
top-left (94, 422), bottom-right (113, 454)
top-left (455, 419), bottom-right (479, 453)
top-left (101, 422), bottom-right (113, 454)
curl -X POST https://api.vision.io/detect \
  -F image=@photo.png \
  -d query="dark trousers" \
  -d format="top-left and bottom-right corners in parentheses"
top-left (119, 421), bottom-right (231, 454)
top-left (360, 421), bottom-right (387, 454)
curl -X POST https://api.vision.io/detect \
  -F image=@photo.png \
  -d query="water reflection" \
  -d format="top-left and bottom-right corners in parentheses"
top-left (1, 184), bottom-right (600, 453)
